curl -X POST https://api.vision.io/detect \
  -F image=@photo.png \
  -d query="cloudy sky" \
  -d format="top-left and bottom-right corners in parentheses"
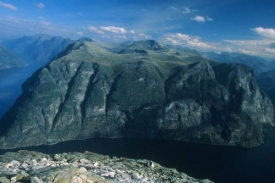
top-left (0, 0), bottom-right (275, 59)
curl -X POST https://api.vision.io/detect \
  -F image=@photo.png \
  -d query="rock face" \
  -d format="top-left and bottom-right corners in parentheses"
top-left (0, 44), bottom-right (27, 70)
top-left (0, 41), bottom-right (274, 149)
top-left (256, 70), bottom-right (275, 137)
top-left (0, 150), bottom-right (213, 183)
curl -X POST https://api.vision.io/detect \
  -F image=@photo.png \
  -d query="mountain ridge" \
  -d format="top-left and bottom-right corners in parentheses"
top-left (0, 40), bottom-right (274, 149)
top-left (0, 43), bottom-right (27, 70)
top-left (200, 51), bottom-right (268, 74)
top-left (2, 34), bottom-right (74, 66)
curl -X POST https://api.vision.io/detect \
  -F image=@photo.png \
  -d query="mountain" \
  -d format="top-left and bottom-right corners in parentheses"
top-left (166, 44), bottom-right (201, 55)
top-left (118, 40), bottom-right (208, 65)
top-left (2, 34), bottom-right (74, 66)
top-left (0, 43), bottom-right (27, 70)
top-left (256, 70), bottom-right (275, 105)
top-left (201, 52), bottom-right (268, 74)
top-left (102, 41), bottom-right (134, 53)
top-left (267, 60), bottom-right (275, 70)
top-left (118, 40), bottom-right (168, 54)
top-left (0, 40), bottom-right (274, 149)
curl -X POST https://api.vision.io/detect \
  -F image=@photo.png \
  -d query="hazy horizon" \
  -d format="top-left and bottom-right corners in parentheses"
top-left (0, 0), bottom-right (275, 59)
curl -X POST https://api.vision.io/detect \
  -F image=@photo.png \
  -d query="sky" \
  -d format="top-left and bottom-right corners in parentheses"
top-left (0, 0), bottom-right (275, 59)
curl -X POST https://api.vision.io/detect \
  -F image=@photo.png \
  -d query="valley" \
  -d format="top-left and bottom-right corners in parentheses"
top-left (0, 35), bottom-right (275, 183)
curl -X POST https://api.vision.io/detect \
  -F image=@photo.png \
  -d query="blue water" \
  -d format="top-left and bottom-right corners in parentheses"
top-left (0, 63), bottom-right (43, 117)
top-left (0, 66), bottom-right (275, 183)
top-left (0, 137), bottom-right (274, 183)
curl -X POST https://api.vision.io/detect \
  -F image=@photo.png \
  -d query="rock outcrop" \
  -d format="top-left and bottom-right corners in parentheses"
top-left (0, 150), bottom-right (213, 183)
top-left (0, 41), bottom-right (274, 149)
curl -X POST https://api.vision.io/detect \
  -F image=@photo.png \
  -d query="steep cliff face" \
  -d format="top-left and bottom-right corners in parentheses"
top-left (161, 63), bottom-right (274, 146)
top-left (0, 41), bottom-right (274, 149)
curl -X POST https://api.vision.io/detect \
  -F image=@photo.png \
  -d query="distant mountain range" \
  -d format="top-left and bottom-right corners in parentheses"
top-left (0, 43), bottom-right (27, 70)
top-left (200, 52), bottom-right (268, 74)
top-left (2, 34), bottom-right (275, 75)
top-left (267, 60), bottom-right (275, 71)
top-left (2, 34), bottom-right (74, 66)
top-left (0, 40), bottom-right (273, 149)
top-left (256, 70), bottom-right (275, 105)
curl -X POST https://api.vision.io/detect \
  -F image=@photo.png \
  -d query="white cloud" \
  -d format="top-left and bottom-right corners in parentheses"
top-left (39, 21), bottom-right (51, 27)
top-left (0, 1), bottom-right (17, 11)
top-left (265, 48), bottom-right (275, 54)
top-left (223, 47), bottom-right (233, 52)
top-left (182, 7), bottom-right (196, 14)
top-left (139, 33), bottom-right (151, 39)
top-left (130, 30), bottom-right (135, 34)
top-left (165, 33), bottom-right (212, 49)
top-left (77, 32), bottom-right (83, 36)
top-left (191, 16), bottom-right (205, 22)
top-left (252, 27), bottom-right (275, 39)
top-left (165, 37), bottom-right (178, 44)
top-left (36, 3), bottom-right (45, 9)
top-left (87, 26), bottom-right (97, 31)
top-left (224, 39), bottom-right (274, 46)
top-left (241, 49), bottom-right (258, 55)
top-left (100, 26), bottom-right (127, 34)
top-left (169, 6), bottom-right (178, 11)
top-left (172, 33), bottom-right (190, 41)
top-left (206, 16), bottom-right (213, 21)
top-left (87, 26), bottom-right (104, 34)
top-left (191, 15), bottom-right (213, 22)
top-left (224, 39), bottom-right (275, 58)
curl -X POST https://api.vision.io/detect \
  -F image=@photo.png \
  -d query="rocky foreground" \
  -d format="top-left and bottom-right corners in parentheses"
top-left (0, 150), bottom-right (213, 183)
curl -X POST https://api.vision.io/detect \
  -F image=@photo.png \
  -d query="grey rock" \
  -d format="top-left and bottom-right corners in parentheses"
top-left (0, 150), bottom-right (213, 183)
top-left (31, 176), bottom-right (44, 183)
top-left (0, 177), bottom-right (10, 183)
top-left (79, 158), bottom-right (90, 164)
